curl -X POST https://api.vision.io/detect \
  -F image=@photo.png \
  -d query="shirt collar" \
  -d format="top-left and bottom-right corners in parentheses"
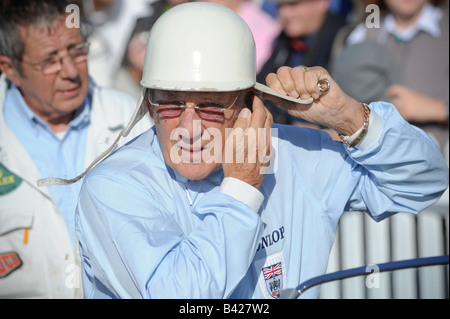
top-left (384, 3), bottom-right (443, 42)
top-left (69, 97), bottom-right (91, 128)
top-left (8, 81), bottom-right (39, 126)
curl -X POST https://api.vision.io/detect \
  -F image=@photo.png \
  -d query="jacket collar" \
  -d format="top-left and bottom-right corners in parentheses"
top-left (0, 74), bottom-right (52, 199)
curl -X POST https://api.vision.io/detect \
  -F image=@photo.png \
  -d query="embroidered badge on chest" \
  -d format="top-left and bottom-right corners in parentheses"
top-left (0, 164), bottom-right (22, 196)
top-left (254, 252), bottom-right (287, 299)
top-left (263, 262), bottom-right (283, 297)
top-left (0, 252), bottom-right (23, 278)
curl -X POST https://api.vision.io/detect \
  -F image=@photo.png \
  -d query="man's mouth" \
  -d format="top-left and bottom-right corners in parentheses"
top-left (59, 85), bottom-right (80, 96)
top-left (180, 145), bottom-right (204, 153)
top-left (176, 141), bottom-right (215, 163)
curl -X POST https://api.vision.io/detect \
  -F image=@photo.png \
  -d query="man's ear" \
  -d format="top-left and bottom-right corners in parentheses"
top-left (0, 55), bottom-right (22, 87)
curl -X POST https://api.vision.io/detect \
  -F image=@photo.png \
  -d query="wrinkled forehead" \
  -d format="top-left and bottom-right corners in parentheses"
top-left (19, 16), bottom-right (83, 53)
top-left (19, 14), bottom-right (69, 37)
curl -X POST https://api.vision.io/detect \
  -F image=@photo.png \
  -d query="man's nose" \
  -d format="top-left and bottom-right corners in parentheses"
top-left (178, 106), bottom-right (202, 140)
top-left (58, 55), bottom-right (79, 78)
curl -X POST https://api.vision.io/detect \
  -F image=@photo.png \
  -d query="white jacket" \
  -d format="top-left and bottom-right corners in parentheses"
top-left (0, 74), bottom-right (152, 298)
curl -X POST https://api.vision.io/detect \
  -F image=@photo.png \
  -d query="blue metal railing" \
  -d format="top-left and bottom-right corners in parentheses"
top-left (278, 255), bottom-right (449, 299)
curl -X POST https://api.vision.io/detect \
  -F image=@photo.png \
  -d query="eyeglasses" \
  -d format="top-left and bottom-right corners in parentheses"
top-left (148, 92), bottom-right (241, 122)
top-left (19, 42), bottom-right (90, 75)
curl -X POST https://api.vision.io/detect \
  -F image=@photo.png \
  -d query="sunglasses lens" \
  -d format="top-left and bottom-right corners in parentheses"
top-left (196, 109), bottom-right (225, 121)
top-left (156, 107), bottom-right (183, 118)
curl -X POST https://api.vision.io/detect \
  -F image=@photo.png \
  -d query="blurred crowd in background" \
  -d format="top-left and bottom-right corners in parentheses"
top-left (1, 0), bottom-right (448, 158)
top-left (67, 0), bottom-right (358, 98)
top-left (66, 0), bottom-right (447, 161)
top-left (0, 0), bottom-right (447, 300)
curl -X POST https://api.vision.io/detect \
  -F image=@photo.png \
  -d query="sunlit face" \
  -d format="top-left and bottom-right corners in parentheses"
top-left (384, 0), bottom-right (428, 19)
top-left (147, 89), bottom-right (247, 180)
top-left (278, 0), bottom-right (330, 38)
top-left (12, 17), bottom-right (89, 124)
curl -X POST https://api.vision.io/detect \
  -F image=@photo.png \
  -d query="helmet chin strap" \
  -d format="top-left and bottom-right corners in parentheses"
top-left (122, 91), bottom-right (149, 138)
top-left (37, 90), bottom-right (149, 187)
top-left (37, 83), bottom-right (317, 187)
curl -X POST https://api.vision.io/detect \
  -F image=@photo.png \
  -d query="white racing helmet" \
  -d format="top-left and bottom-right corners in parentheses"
top-left (141, 1), bottom-right (315, 94)
top-left (37, 2), bottom-right (314, 187)
top-left (128, 2), bottom-right (314, 136)
top-left (142, 2), bottom-right (257, 92)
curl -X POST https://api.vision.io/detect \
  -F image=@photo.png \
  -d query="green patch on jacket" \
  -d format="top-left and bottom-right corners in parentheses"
top-left (0, 163), bottom-right (22, 196)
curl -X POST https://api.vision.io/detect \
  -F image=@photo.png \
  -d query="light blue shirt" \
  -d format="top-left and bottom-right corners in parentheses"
top-left (4, 81), bottom-right (90, 245)
top-left (75, 101), bottom-right (448, 299)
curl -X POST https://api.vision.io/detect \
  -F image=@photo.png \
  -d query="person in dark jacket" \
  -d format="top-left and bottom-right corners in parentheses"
top-left (257, 0), bottom-right (348, 126)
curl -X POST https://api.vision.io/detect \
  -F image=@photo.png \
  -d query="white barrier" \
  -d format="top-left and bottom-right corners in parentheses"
top-left (319, 190), bottom-right (449, 299)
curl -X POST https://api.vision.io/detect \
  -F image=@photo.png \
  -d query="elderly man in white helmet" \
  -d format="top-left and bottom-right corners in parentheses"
top-left (71, 2), bottom-right (448, 299)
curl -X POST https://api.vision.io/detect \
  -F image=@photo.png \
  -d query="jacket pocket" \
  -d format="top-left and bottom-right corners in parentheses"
top-left (0, 209), bottom-right (34, 237)
top-left (0, 209), bottom-right (48, 298)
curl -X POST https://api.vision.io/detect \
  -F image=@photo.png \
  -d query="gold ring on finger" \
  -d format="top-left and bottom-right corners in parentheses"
top-left (299, 65), bottom-right (308, 72)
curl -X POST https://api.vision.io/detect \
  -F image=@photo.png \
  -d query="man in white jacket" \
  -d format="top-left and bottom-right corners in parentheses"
top-left (0, 0), bottom-right (151, 298)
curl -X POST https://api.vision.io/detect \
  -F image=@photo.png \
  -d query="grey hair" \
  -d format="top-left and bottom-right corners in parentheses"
top-left (0, 0), bottom-right (70, 73)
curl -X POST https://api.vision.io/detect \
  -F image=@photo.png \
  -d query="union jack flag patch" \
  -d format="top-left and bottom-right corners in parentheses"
top-left (262, 262), bottom-right (283, 297)
top-left (263, 262), bottom-right (283, 280)
top-left (254, 252), bottom-right (286, 299)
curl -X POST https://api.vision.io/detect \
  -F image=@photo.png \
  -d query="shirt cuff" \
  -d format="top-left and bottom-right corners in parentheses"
top-left (219, 177), bottom-right (264, 212)
top-left (341, 107), bottom-right (385, 150)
